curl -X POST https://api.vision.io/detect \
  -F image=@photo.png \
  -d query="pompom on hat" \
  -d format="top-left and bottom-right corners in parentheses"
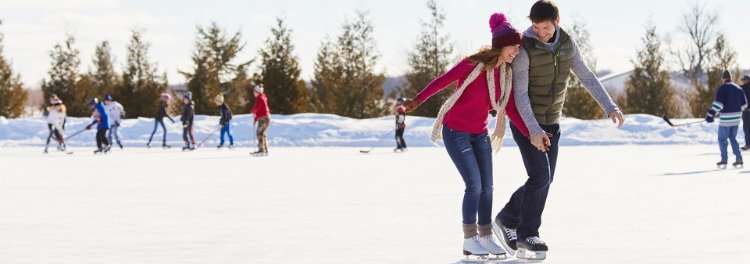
top-left (489, 12), bottom-right (523, 50)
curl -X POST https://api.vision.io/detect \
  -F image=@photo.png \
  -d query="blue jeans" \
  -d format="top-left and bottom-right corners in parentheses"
top-left (442, 125), bottom-right (494, 225)
top-left (718, 126), bottom-right (742, 162)
top-left (220, 123), bottom-right (234, 146)
top-left (148, 119), bottom-right (167, 144)
top-left (498, 123), bottom-right (560, 240)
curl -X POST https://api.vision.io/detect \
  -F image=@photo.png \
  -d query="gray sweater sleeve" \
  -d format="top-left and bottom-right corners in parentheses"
top-left (512, 48), bottom-right (545, 137)
top-left (570, 39), bottom-right (620, 116)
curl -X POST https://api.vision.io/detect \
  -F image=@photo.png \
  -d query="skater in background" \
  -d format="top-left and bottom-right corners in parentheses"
top-left (251, 84), bottom-right (270, 155)
top-left (215, 94), bottom-right (234, 149)
top-left (394, 97), bottom-right (407, 152)
top-left (85, 98), bottom-right (111, 153)
top-left (706, 70), bottom-right (747, 168)
top-left (181, 92), bottom-right (196, 151)
top-left (45, 94), bottom-right (67, 152)
top-left (104, 94), bottom-right (125, 149)
top-left (740, 75), bottom-right (750, 150)
top-left (492, 1), bottom-right (623, 260)
top-left (402, 11), bottom-right (527, 259)
top-left (147, 93), bottom-right (174, 148)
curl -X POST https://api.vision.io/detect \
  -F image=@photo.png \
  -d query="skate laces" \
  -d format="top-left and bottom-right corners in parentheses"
top-left (504, 227), bottom-right (517, 240)
top-left (525, 236), bottom-right (545, 245)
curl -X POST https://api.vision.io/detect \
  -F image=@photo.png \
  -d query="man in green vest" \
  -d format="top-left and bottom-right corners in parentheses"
top-left (491, 0), bottom-right (624, 260)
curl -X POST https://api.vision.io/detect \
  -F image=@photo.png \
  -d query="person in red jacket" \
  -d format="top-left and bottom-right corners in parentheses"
top-left (251, 83), bottom-right (270, 155)
top-left (402, 12), bottom-right (527, 259)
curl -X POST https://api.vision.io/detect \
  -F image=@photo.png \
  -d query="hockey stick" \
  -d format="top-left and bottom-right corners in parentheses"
top-left (64, 127), bottom-right (88, 140)
top-left (196, 125), bottom-right (222, 148)
top-left (359, 130), bottom-right (395, 154)
top-left (662, 116), bottom-right (705, 127)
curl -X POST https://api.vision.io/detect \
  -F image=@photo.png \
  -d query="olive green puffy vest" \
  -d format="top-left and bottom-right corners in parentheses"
top-left (522, 28), bottom-right (574, 125)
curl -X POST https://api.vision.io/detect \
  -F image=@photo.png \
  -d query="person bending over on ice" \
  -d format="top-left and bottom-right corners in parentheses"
top-left (85, 98), bottom-right (111, 154)
top-left (45, 94), bottom-right (67, 152)
top-left (706, 70), bottom-right (747, 169)
top-left (492, 1), bottom-right (623, 260)
top-left (214, 94), bottom-right (234, 149)
top-left (251, 84), bottom-right (270, 155)
top-left (394, 97), bottom-right (407, 152)
top-left (181, 92), bottom-right (196, 151)
top-left (147, 93), bottom-right (175, 148)
top-left (402, 12), bottom-right (528, 260)
top-left (104, 94), bottom-right (125, 149)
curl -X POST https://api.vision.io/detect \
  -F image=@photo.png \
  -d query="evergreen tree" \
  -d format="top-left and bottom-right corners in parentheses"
top-left (114, 29), bottom-right (167, 118)
top-left (181, 22), bottom-right (248, 115)
top-left (309, 36), bottom-right (342, 113)
top-left (41, 35), bottom-right (89, 116)
top-left (623, 23), bottom-right (677, 117)
top-left (400, 0), bottom-right (454, 117)
top-left (255, 17), bottom-right (308, 114)
top-left (563, 17), bottom-right (603, 119)
top-left (691, 33), bottom-right (738, 116)
top-left (0, 31), bottom-right (27, 118)
top-left (316, 10), bottom-right (385, 118)
top-left (90, 41), bottom-right (118, 97)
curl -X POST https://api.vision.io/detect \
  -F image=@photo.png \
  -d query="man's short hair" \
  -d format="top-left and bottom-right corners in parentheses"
top-left (529, 0), bottom-right (560, 23)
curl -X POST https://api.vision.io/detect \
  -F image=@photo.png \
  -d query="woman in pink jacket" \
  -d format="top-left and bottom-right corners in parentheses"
top-left (403, 12), bottom-right (529, 259)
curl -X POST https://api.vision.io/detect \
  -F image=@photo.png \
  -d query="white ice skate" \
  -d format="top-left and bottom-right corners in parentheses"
top-left (461, 235), bottom-right (489, 263)
top-left (478, 235), bottom-right (507, 260)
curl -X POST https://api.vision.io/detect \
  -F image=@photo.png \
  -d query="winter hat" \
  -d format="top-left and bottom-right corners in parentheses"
top-left (214, 94), bottom-right (224, 104)
top-left (104, 94), bottom-right (113, 101)
top-left (160, 93), bottom-right (171, 102)
top-left (184, 91), bottom-right (192, 100)
top-left (489, 12), bottom-right (523, 50)
top-left (722, 70), bottom-right (732, 81)
top-left (254, 85), bottom-right (264, 94)
top-left (742, 75), bottom-right (750, 81)
top-left (88, 97), bottom-right (99, 105)
top-left (51, 98), bottom-right (63, 106)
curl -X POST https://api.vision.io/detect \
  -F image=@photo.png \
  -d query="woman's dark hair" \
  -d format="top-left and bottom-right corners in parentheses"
top-left (529, 0), bottom-right (559, 23)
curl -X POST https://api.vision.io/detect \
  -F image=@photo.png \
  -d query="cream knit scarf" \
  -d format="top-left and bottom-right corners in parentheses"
top-left (430, 62), bottom-right (513, 153)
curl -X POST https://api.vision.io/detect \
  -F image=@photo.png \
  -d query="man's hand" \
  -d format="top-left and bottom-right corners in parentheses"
top-left (530, 132), bottom-right (552, 152)
top-left (403, 98), bottom-right (421, 113)
top-left (610, 110), bottom-right (624, 128)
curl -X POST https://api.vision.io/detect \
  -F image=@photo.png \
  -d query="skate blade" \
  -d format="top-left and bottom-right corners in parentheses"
top-left (516, 248), bottom-right (546, 261)
top-left (461, 252), bottom-right (490, 263)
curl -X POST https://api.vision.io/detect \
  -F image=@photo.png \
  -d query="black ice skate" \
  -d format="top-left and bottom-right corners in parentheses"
top-left (733, 160), bottom-right (743, 168)
top-left (717, 161), bottom-right (728, 169)
top-left (516, 236), bottom-right (548, 260)
top-left (251, 150), bottom-right (268, 157)
top-left (492, 218), bottom-right (517, 256)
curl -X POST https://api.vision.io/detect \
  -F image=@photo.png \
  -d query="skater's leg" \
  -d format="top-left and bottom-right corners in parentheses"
top-left (513, 124), bottom-right (559, 240)
top-left (96, 129), bottom-right (105, 150)
top-left (189, 125), bottom-right (196, 146)
top-left (148, 120), bottom-right (159, 143)
top-left (107, 124), bottom-right (114, 146)
top-left (257, 117), bottom-right (270, 152)
top-left (743, 111), bottom-right (750, 147)
top-left (729, 126), bottom-right (742, 161)
top-left (219, 125), bottom-right (227, 146)
top-left (472, 133), bottom-right (493, 226)
top-left (442, 125), bottom-right (483, 225)
top-left (227, 123), bottom-right (234, 145)
top-left (112, 124), bottom-right (122, 147)
top-left (159, 120), bottom-right (167, 145)
top-left (718, 126), bottom-right (730, 162)
top-left (497, 123), bottom-right (535, 228)
top-left (183, 126), bottom-right (189, 147)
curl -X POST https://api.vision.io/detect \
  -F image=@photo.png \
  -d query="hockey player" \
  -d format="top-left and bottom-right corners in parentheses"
top-left (44, 94), bottom-right (67, 153)
top-left (251, 84), bottom-right (270, 156)
top-left (214, 94), bottom-right (234, 149)
top-left (402, 11), bottom-right (527, 260)
top-left (181, 92), bottom-right (196, 151)
top-left (103, 94), bottom-right (125, 149)
top-left (706, 70), bottom-right (747, 169)
top-left (85, 98), bottom-right (111, 154)
top-left (394, 97), bottom-right (407, 152)
top-left (147, 93), bottom-right (174, 148)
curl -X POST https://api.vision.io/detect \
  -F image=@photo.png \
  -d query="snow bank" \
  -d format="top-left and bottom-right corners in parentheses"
top-left (0, 113), bottom-right (733, 147)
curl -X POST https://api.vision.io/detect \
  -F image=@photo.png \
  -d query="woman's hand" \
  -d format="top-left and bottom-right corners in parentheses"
top-left (403, 98), bottom-right (421, 113)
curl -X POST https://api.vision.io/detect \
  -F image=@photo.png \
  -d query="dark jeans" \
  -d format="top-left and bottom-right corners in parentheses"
top-left (220, 123), bottom-right (234, 146)
top-left (442, 125), bottom-right (493, 225)
top-left (743, 111), bottom-right (750, 146)
top-left (148, 119), bottom-right (167, 144)
top-left (183, 123), bottom-right (195, 146)
top-left (718, 126), bottom-right (742, 162)
top-left (395, 127), bottom-right (406, 149)
top-left (498, 123), bottom-right (560, 240)
top-left (96, 128), bottom-right (110, 150)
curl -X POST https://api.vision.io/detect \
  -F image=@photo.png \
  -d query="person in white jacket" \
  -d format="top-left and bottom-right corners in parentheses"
top-left (104, 94), bottom-right (125, 149)
top-left (45, 94), bottom-right (67, 152)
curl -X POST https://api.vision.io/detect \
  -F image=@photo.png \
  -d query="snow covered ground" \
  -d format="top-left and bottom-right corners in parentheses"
top-left (1, 145), bottom-right (748, 263)
top-left (0, 114), bottom-right (734, 147)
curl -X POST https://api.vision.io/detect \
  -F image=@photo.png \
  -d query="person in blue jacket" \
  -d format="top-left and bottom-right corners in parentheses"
top-left (85, 97), bottom-right (111, 153)
top-left (706, 70), bottom-right (748, 168)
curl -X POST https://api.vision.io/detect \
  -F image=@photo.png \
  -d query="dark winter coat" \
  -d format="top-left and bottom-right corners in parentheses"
top-left (219, 103), bottom-right (232, 126)
top-left (155, 101), bottom-right (174, 122)
top-left (741, 83), bottom-right (750, 107)
top-left (181, 101), bottom-right (194, 126)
